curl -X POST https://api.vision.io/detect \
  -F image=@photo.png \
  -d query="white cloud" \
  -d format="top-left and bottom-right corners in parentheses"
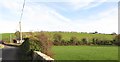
top-left (68, 0), bottom-right (95, 10)
top-left (0, 0), bottom-right (23, 12)
top-left (20, 3), bottom-right (73, 32)
top-left (0, 20), bottom-right (18, 33)
top-left (83, 0), bottom-right (107, 9)
top-left (72, 8), bottom-right (118, 34)
top-left (26, 0), bottom-right (119, 3)
top-left (0, 0), bottom-right (118, 34)
top-left (65, 0), bottom-right (119, 11)
top-left (88, 8), bottom-right (117, 20)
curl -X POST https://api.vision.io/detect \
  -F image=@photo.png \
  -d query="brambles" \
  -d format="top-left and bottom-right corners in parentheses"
top-left (36, 32), bottom-right (53, 57)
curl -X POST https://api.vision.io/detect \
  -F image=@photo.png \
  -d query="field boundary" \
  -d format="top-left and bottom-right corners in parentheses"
top-left (33, 51), bottom-right (54, 61)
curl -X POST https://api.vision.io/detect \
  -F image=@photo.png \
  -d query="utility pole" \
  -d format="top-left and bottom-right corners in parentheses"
top-left (19, 21), bottom-right (22, 43)
top-left (19, 0), bottom-right (25, 43)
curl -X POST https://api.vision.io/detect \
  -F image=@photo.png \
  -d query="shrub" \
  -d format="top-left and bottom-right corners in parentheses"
top-left (92, 38), bottom-right (97, 45)
top-left (114, 34), bottom-right (120, 46)
top-left (20, 38), bottom-right (41, 54)
top-left (36, 32), bottom-right (53, 57)
top-left (92, 38), bottom-right (113, 45)
top-left (61, 39), bottom-right (66, 45)
top-left (20, 32), bottom-right (53, 57)
top-left (81, 38), bottom-right (88, 45)
top-left (53, 33), bottom-right (62, 42)
top-left (70, 36), bottom-right (78, 45)
top-left (15, 31), bottom-right (20, 40)
top-left (53, 33), bottom-right (62, 45)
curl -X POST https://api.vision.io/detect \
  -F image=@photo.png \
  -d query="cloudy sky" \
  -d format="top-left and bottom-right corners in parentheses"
top-left (0, 0), bottom-right (119, 34)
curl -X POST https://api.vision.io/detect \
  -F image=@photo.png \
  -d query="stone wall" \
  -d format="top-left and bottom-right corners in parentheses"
top-left (32, 51), bottom-right (54, 62)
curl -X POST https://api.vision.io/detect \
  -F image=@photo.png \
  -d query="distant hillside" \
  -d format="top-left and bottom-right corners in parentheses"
top-left (0, 31), bottom-right (116, 43)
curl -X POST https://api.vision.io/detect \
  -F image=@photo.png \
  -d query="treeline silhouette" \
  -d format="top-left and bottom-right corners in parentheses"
top-left (52, 33), bottom-right (120, 46)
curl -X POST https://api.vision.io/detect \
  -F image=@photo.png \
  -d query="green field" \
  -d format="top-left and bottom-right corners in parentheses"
top-left (0, 33), bottom-right (15, 42)
top-left (52, 46), bottom-right (118, 60)
top-left (0, 33), bottom-right (118, 61)
top-left (0, 32), bottom-right (116, 42)
top-left (45, 32), bottom-right (115, 41)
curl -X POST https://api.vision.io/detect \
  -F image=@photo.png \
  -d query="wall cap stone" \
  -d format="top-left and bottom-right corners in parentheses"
top-left (34, 51), bottom-right (54, 60)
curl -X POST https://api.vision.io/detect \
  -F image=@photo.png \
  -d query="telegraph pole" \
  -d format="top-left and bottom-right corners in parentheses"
top-left (19, 21), bottom-right (22, 43)
top-left (19, 0), bottom-right (25, 43)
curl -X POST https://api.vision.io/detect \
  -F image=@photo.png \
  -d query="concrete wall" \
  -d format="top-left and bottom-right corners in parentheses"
top-left (33, 51), bottom-right (54, 62)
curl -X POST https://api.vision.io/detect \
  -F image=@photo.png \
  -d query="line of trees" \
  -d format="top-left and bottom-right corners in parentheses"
top-left (53, 33), bottom-right (120, 46)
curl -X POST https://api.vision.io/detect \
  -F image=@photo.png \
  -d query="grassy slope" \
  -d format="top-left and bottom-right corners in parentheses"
top-left (45, 32), bottom-right (115, 41)
top-left (0, 33), bottom-right (15, 42)
top-left (52, 46), bottom-right (118, 60)
top-left (0, 32), bottom-right (115, 42)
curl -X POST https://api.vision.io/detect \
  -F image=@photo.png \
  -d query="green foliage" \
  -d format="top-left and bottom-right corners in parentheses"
top-left (114, 34), bottom-right (120, 46)
top-left (1, 32), bottom-right (116, 45)
top-left (20, 38), bottom-right (30, 53)
top-left (15, 31), bottom-right (20, 39)
top-left (70, 36), bottom-right (79, 45)
top-left (20, 38), bottom-right (41, 54)
top-left (92, 38), bottom-right (113, 45)
top-left (1, 33), bottom-right (15, 43)
top-left (53, 33), bottom-right (62, 42)
top-left (1, 32), bottom-right (115, 42)
top-left (36, 32), bottom-right (53, 57)
top-left (81, 38), bottom-right (88, 45)
top-left (20, 32), bottom-right (53, 57)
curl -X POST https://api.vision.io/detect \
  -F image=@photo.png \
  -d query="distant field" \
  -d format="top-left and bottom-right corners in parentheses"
top-left (45, 32), bottom-right (115, 41)
top-left (0, 33), bottom-right (15, 42)
top-left (52, 46), bottom-right (118, 60)
top-left (0, 32), bottom-right (116, 42)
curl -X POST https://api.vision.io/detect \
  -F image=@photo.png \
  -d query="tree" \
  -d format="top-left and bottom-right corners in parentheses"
top-left (15, 31), bottom-right (20, 40)
top-left (36, 32), bottom-right (53, 57)
top-left (70, 36), bottom-right (78, 45)
top-left (111, 32), bottom-right (117, 35)
top-left (53, 33), bottom-right (62, 42)
top-left (82, 38), bottom-right (88, 45)
top-left (92, 38), bottom-right (96, 45)
top-left (95, 31), bottom-right (98, 34)
top-left (114, 34), bottom-right (120, 46)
